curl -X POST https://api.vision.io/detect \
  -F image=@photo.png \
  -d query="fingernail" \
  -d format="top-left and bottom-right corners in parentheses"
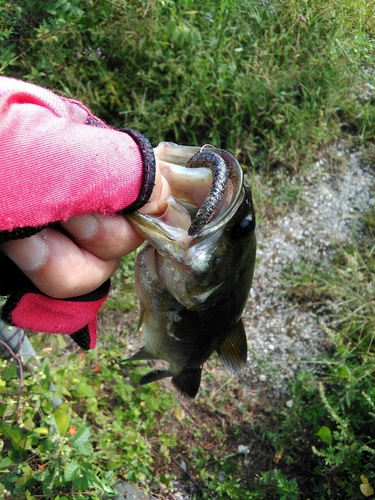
top-left (1, 233), bottom-right (47, 272)
top-left (62, 214), bottom-right (99, 240)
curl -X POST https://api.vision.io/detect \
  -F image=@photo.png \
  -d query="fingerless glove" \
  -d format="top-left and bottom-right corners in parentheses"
top-left (0, 77), bottom-right (155, 349)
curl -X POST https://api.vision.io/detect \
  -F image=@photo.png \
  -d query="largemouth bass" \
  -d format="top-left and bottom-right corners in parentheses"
top-left (125, 142), bottom-right (256, 398)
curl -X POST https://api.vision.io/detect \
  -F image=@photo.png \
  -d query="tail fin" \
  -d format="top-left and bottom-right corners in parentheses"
top-left (171, 368), bottom-right (202, 399)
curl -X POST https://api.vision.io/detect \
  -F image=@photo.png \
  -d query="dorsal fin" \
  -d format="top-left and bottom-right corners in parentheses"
top-left (171, 368), bottom-right (202, 399)
top-left (216, 320), bottom-right (247, 375)
top-left (123, 345), bottom-right (158, 362)
top-left (140, 369), bottom-right (171, 385)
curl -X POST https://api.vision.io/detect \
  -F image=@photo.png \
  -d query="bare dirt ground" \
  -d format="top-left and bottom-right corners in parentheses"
top-left (111, 145), bottom-right (374, 499)
top-left (243, 145), bottom-right (374, 393)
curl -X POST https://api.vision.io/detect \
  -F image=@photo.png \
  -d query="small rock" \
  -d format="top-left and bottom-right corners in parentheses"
top-left (237, 445), bottom-right (250, 454)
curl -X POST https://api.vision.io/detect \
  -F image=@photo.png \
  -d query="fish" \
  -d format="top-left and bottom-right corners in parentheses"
top-left (125, 142), bottom-right (256, 398)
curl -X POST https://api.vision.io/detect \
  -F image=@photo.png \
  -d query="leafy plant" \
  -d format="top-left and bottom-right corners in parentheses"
top-left (1, 0), bottom-right (375, 168)
top-left (0, 333), bottom-right (178, 498)
top-left (0, 353), bottom-right (114, 498)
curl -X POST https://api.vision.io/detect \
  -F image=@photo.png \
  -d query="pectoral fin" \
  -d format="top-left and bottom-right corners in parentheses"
top-left (123, 345), bottom-right (159, 362)
top-left (217, 320), bottom-right (248, 375)
top-left (131, 305), bottom-right (145, 337)
top-left (171, 368), bottom-right (202, 399)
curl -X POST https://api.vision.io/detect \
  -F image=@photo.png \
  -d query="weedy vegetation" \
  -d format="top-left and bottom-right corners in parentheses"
top-left (1, 0), bottom-right (375, 498)
top-left (1, 0), bottom-right (375, 169)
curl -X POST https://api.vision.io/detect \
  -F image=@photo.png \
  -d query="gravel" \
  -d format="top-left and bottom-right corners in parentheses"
top-left (241, 147), bottom-right (374, 391)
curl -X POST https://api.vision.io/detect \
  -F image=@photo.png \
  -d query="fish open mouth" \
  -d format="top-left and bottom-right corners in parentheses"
top-left (154, 142), bottom-right (243, 237)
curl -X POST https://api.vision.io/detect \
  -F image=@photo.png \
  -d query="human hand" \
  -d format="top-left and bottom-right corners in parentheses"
top-left (0, 76), bottom-right (176, 344)
top-left (0, 165), bottom-right (171, 299)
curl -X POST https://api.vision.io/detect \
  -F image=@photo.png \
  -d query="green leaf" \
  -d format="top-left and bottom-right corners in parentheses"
top-left (70, 426), bottom-right (93, 456)
top-left (20, 464), bottom-right (33, 481)
top-left (76, 439), bottom-right (93, 456)
top-left (316, 426), bottom-right (332, 445)
top-left (126, 470), bottom-right (137, 482)
top-left (56, 334), bottom-right (67, 349)
top-left (41, 358), bottom-right (51, 378)
top-left (4, 426), bottom-right (23, 449)
top-left (73, 382), bottom-right (97, 398)
top-left (1, 363), bottom-right (18, 380)
top-left (337, 365), bottom-right (350, 379)
top-left (15, 475), bottom-right (27, 487)
top-left (39, 359), bottom-right (51, 389)
top-left (64, 461), bottom-right (92, 490)
top-left (64, 460), bottom-right (80, 482)
top-left (23, 417), bottom-right (35, 431)
top-left (19, 437), bottom-right (32, 450)
top-left (0, 456), bottom-right (13, 468)
top-left (72, 469), bottom-right (89, 490)
top-left (70, 425), bottom-right (90, 446)
top-left (54, 403), bottom-right (71, 436)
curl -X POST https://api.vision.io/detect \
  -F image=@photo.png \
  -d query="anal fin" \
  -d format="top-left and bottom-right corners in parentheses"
top-left (217, 320), bottom-right (247, 375)
top-left (172, 368), bottom-right (202, 399)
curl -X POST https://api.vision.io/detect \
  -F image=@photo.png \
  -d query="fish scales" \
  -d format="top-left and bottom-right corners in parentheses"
top-left (125, 142), bottom-right (256, 398)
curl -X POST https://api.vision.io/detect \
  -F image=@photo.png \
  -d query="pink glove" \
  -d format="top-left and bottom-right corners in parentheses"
top-left (0, 77), bottom-right (155, 349)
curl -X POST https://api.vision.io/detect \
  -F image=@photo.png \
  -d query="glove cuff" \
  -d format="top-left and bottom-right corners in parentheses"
top-left (1, 278), bottom-right (110, 349)
top-left (118, 129), bottom-right (156, 214)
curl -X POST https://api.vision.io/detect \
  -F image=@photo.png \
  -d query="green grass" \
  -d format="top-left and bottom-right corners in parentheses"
top-left (1, 0), bottom-right (375, 168)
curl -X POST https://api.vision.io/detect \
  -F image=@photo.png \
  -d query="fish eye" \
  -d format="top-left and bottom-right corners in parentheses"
top-left (231, 214), bottom-right (255, 238)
